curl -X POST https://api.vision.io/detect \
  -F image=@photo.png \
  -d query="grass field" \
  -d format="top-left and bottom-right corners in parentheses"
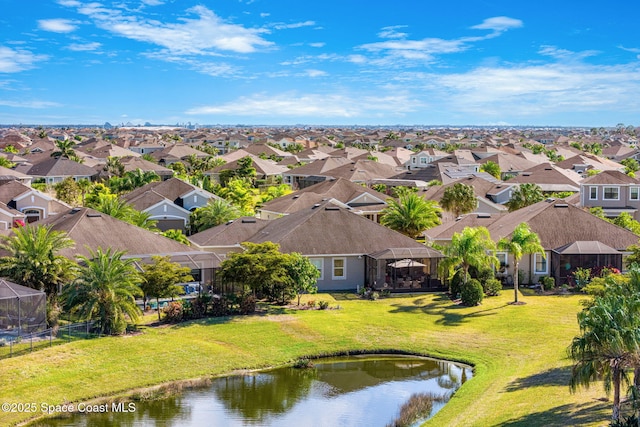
top-left (0, 291), bottom-right (614, 426)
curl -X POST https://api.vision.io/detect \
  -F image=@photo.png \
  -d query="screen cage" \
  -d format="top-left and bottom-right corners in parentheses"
top-left (0, 279), bottom-right (47, 336)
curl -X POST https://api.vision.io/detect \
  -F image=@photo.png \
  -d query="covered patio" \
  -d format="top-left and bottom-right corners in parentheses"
top-left (552, 241), bottom-right (623, 285)
top-left (365, 247), bottom-right (445, 292)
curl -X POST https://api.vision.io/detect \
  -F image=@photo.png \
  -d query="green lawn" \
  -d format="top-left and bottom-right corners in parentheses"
top-left (0, 291), bottom-right (612, 426)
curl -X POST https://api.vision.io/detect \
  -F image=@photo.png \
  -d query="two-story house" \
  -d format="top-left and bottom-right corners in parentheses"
top-left (580, 170), bottom-right (640, 220)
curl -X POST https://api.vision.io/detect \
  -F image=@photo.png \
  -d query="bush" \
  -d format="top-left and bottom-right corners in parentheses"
top-left (211, 295), bottom-right (230, 317)
top-left (470, 266), bottom-right (494, 286)
top-left (460, 279), bottom-right (483, 306)
top-left (306, 300), bottom-right (317, 308)
top-left (572, 267), bottom-right (591, 290)
top-left (483, 278), bottom-right (502, 296)
top-left (449, 270), bottom-right (465, 298)
top-left (190, 294), bottom-right (211, 318)
top-left (239, 293), bottom-right (256, 315)
top-left (541, 276), bottom-right (555, 290)
top-left (163, 301), bottom-right (184, 323)
top-left (318, 301), bottom-right (329, 310)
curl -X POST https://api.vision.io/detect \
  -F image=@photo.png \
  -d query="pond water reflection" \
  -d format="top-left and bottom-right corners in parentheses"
top-left (37, 354), bottom-right (472, 427)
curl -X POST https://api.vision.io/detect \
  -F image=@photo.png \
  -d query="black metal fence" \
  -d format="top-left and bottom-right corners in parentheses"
top-left (0, 321), bottom-right (98, 359)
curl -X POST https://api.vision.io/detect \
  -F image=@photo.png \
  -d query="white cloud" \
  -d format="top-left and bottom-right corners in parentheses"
top-left (141, 0), bottom-right (164, 5)
top-left (357, 16), bottom-right (522, 65)
top-left (65, 3), bottom-right (273, 55)
top-left (0, 46), bottom-right (48, 73)
top-left (67, 42), bottom-right (102, 51)
top-left (378, 25), bottom-right (408, 40)
top-left (185, 92), bottom-right (421, 118)
top-left (38, 18), bottom-right (78, 33)
top-left (0, 99), bottom-right (61, 109)
top-left (424, 62), bottom-right (640, 117)
top-left (538, 45), bottom-right (599, 60)
top-left (271, 20), bottom-right (315, 30)
top-left (260, 13), bottom-right (270, 18)
top-left (303, 69), bottom-right (327, 77)
top-left (309, 42), bottom-right (325, 48)
top-left (471, 16), bottom-right (523, 32)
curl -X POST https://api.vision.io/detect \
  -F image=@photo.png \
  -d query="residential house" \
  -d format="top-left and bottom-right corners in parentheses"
top-left (25, 158), bottom-right (99, 184)
top-left (190, 201), bottom-right (444, 292)
top-left (0, 180), bottom-right (70, 223)
top-left (579, 170), bottom-right (640, 219)
top-left (121, 177), bottom-right (222, 232)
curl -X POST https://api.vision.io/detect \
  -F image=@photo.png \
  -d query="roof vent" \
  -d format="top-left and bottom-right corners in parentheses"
top-left (292, 195), bottom-right (300, 199)
top-left (86, 213), bottom-right (102, 218)
top-left (312, 203), bottom-right (321, 209)
top-left (325, 206), bottom-right (340, 211)
top-left (544, 167), bottom-right (553, 171)
top-left (242, 218), bottom-right (256, 223)
top-left (554, 203), bottom-right (569, 208)
top-left (477, 213), bottom-right (491, 218)
top-left (70, 208), bottom-right (81, 214)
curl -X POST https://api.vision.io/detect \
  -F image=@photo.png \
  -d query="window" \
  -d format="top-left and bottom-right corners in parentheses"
top-left (332, 257), bottom-right (346, 280)
top-left (310, 258), bottom-right (324, 280)
top-left (631, 187), bottom-right (639, 201)
top-left (419, 157), bottom-right (427, 164)
top-left (496, 252), bottom-right (508, 268)
top-left (411, 157), bottom-right (416, 164)
top-left (589, 186), bottom-right (597, 200)
top-left (603, 186), bottom-right (620, 200)
top-left (534, 253), bottom-right (548, 274)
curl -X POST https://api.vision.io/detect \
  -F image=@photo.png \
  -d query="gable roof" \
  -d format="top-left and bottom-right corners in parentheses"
top-left (580, 169), bottom-right (638, 185)
top-left (26, 157), bottom-right (98, 178)
top-left (189, 217), bottom-right (270, 248)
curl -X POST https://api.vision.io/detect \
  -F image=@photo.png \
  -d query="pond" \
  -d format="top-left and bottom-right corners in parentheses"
top-left (37, 354), bottom-right (472, 427)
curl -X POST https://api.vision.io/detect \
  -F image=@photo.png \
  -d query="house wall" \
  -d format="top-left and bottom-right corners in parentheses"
top-left (181, 193), bottom-right (210, 211)
top-left (14, 195), bottom-right (50, 219)
top-left (309, 255), bottom-right (364, 291)
top-left (581, 184), bottom-right (640, 211)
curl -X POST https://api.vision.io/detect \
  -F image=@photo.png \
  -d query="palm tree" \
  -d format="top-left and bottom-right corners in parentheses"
top-left (161, 229), bottom-right (191, 245)
top-left (440, 183), bottom-right (477, 218)
top-left (480, 161), bottom-right (501, 179)
top-left (190, 198), bottom-right (240, 233)
top-left (506, 183), bottom-right (544, 212)
top-left (63, 248), bottom-right (142, 335)
top-left (0, 225), bottom-right (76, 298)
top-left (569, 283), bottom-right (640, 423)
top-left (51, 139), bottom-right (79, 161)
top-left (127, 209), bottom-right (159, 231)
top-left (497, 222), bottom-right (545, 304)
top-left (91, 194), bottom-right (134, 220)
top-left (445, 226), bottom-right (498, 283)
top-left (104, 156), bottom-right (125, 178)
top-left (380, 193), bottom-right (442, 239)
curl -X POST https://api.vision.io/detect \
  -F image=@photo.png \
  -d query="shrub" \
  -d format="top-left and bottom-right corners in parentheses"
top-left (542, 276), bottom-right (555, 290)
top-left (306, 299), bottom-right (317, 308)
top-left (571, 267), bottom-right (591, 290)
top-left (293, 358), bottom-right (314, 369)
top-left (239, 293), bottom-right (257, 315)
top-left (318, 301), bottom-right (329, 310)
top-left (449, 270), bottom-right (465, 298)
top-left (483, 278), bottom-right (502, 296)
top-left (460, 279), bottom-right (483, 306)
top-left (211, 295), bottom-right (230, 317)
top-left (190, 294), bottom-right (211, 318)
top-left (163, 301), bottom-right (184, 323)
top-left (470, 266), bottom-right (494, 286)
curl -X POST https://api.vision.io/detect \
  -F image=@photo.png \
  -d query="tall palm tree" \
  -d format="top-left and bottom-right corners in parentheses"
top-left (445, 226), bottom-right (498, 283)
top-left (380, 193), bottom-right (442, 239)
top-left (480, 161), bottom-right (501, 179)
top-left (104, 156), bottom-right (125, 178)
top-left (190, 198), bottom-right (240, 233)
top-left (127, 209), bottom-right (159, 231)
top-left (569, 283), bottom-right (640, 423)
top-left (506, 183), bottom-right (544, 212)
top-left (0, 225), bottom-right (76, 298)
top-left (90, 194), bottom-right (134, 220)
top-left (440, 183), bottom-right (477, 218)
top-left (498, 222), bottom-right (545, 304)
top-left (63, 248), bottom-right (142, 335)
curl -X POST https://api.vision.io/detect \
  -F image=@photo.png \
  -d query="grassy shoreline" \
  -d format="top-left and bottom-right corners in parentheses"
top-left (0, 292), bottom-right (611, 426)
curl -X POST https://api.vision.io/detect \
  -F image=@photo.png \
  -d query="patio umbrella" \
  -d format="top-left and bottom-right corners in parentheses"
top-left (389, 259), bottom-right (426, 268)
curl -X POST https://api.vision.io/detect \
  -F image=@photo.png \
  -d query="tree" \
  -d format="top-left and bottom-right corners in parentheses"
top-left (497, 222), bottom-right (545, 304)
top-left (217, 179), bottom-right (257, 214)
top-left (613, 212), bottom-right (640, 236)
top-left (161, 229), bottom-right (191, 245)
top-left (218, 242), bottom-right (292, 303)
top-left (63, 248), bottom-right (142, 335)
top-left (480, 161), bottom-right (501, 179)
top-left (287, 253), bottom-right (320, 305)
top-left (380, 193), bottom-right (442, 239)
top-left (127, 209), bottom-right (159, 231)
top-left (0, 225), bottom-right (76, 299)
top-left (90, 194), bottom-right (135, 220)
top-left (51, 139), bottom-right (80, 162)
top-left (140, 256), bottom-right (193, 320)
top-left (54, 177), bottom-right (81, 205)
top-left (440, 183), bottom-right (477, 218)
top-left (569, 278), bottom-right (640, 423)
top-left (104, 156), bottom-right (125, 178)
top-left (190, 198), bottom-right (240, 233)
top-left (445, 226), bottom-right (498, 284)
top-left (0, 157), bottom-right (15, 168)
top-left (621, 158), bottom-right (640, 177)
top-left (506, 183), bottom-right (544, 212)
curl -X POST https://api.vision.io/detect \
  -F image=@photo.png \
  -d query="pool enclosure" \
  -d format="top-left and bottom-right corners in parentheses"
top-left (0, 279), bottom-right (47, 336)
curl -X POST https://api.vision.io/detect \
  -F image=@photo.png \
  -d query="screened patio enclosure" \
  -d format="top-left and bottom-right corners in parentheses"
top-left (366, 247), bottom-right (445, 291)
top-left (0, 279), bottom-right (46, 336)
top-left (552, 241), bottom-right (623, 286)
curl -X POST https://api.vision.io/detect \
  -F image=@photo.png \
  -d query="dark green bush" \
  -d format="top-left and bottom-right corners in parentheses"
top-left (483, 278), bottom-right (502, 296)
top-left (450, 270), bottom-right (465, 298)
top-left (469, 266), bottom-right (494, 286)
top-left (211, 295), bottom-right (230, 317)
top-left (318, 301), bottom-right (329, 310)
top-left (460, 279), bottom-right (484, 306)
top-left (239, 293), bottom-right (257, 314)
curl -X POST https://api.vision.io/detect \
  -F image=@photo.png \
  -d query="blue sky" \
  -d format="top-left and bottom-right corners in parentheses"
top-left (1, 0), bottom-right (639, 127)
